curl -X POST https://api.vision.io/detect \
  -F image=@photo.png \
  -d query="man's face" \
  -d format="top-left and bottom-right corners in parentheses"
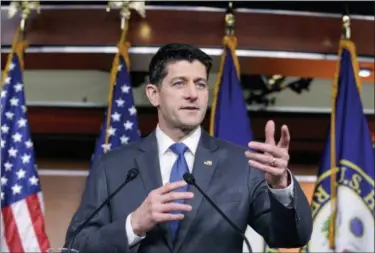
top-left (146, 60), bottom-right (209, 130)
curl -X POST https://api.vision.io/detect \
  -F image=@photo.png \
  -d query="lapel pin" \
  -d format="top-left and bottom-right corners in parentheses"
top-left (204, 160), bottom-right (212, 166)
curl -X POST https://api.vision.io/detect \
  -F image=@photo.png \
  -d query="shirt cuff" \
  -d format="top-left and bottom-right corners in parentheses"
top-left (267, 169), bottom-right (294, 207)
top-left (125, 213), bottom-right (146, 246)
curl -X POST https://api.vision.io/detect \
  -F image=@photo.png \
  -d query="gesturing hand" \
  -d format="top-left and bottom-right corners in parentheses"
top-left (130, 180), bottom-right (194, 236)
top-left (245, 120), bottom-right (291, 188)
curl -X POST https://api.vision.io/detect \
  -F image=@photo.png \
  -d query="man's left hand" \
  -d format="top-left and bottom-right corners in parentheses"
top-left (245, 120), bottom-right (290, 188)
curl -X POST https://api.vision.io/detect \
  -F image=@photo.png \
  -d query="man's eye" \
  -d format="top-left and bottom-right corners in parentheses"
top-left (173, 81), bottom-right (184, 86)
top-left (197, 83), bottom-right (207, 88)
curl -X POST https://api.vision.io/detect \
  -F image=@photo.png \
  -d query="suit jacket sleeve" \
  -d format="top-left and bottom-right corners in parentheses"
top-left (247, 167), bottom-right (313, 248)
top-left (64, 157), bottom-right (138, 253)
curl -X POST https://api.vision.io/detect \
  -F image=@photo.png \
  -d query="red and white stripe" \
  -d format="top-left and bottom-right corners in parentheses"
top-left (1, 192), bottom-right (50, 253)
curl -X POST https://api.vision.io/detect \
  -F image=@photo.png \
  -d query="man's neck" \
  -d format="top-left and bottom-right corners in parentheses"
top-left (157, 124), bottom-right (199, 142)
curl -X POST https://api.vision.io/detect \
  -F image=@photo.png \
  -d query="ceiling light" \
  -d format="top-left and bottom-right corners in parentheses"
top-left (359, 69), bottom-right (371, 78)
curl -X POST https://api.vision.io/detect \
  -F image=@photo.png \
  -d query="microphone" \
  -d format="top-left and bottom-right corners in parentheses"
top-left (183, 172), bottom-right (253, 253)
top-left (67, 168), bottom-right (139, 253)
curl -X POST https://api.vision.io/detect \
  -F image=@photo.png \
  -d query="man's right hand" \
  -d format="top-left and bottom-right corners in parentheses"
top-left (130, 180), bottom-right (194, 236)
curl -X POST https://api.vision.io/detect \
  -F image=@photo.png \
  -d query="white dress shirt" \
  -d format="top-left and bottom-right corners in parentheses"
top-left (125, 125), bottom-right (294, 246)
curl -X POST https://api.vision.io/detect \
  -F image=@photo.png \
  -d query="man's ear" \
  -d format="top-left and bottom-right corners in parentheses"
top-left (145, 83), bottom-right (159, 107)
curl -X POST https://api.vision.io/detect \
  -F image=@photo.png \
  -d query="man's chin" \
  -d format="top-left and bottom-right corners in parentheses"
top-left (178, 121), bottom-right (201, 131)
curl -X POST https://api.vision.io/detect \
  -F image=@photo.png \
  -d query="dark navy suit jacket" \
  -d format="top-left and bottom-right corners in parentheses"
top-left (64, 130), bottom-right (313, 253)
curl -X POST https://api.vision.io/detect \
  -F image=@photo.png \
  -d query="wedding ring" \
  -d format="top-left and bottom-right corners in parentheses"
top-left (270, 157), bottom-right (276, 167)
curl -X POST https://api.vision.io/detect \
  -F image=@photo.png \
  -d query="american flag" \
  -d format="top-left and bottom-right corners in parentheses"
top-left (1, 49), bottom-right (50, 252)
top-left (91, 51), bottom-right (140, 166)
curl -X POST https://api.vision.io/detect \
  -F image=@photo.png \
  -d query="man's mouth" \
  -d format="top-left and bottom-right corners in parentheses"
top-left (180, 106), bottom-right (199, 111)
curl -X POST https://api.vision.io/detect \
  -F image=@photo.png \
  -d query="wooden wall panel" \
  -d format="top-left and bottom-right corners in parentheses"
top-left (28, 107), bottom-right (105, 134)
top-left (26, 107), bottom-right (375, 160)
top-left (27, 107), bottom-right (375, 138)
top-left (240, 57), bottom-right (374, 83)
top-left (1, 53), bottom-right (374, 83)
top-left (42, 176), bottom-right (85, 250)
top-left (1, 8), bottom-right (374, 56)
top-left (2, 7), bottom-right (373, 81)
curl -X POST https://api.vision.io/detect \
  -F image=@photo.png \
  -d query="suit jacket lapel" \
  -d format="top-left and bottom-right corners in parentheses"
top-left (173, 131), bottom-right (219, 253)
top-left (135, 132), bottom-right (174, 251)
top-left (135, 131), bottom-right (163, 193)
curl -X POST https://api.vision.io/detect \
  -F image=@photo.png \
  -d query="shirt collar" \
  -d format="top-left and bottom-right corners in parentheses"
top-left (156, 124), bottom-right (201, 156)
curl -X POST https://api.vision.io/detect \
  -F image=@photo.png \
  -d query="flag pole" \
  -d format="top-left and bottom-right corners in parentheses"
top-left (225, 2), bottom-right (235, 37)
top-left (328, 14), bottom-right (352, 250)
top-left (2, 1), bottom-right (40, 87)
top-left (1, 27), bottom-right (21, 87)
top-left (224, 2), bottom-right (240, 78)
top-left (103, 3), bottom-right (130, 153)
top-left (209, 2), bottom-right (238, 136)
top-left (103, 1), bottom-right (146, 152)
top-left (342, 15), bottom-right (351, 41)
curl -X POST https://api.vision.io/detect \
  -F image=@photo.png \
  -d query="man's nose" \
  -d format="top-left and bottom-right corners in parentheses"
top-left (185, 83), bottom-right (198, 99)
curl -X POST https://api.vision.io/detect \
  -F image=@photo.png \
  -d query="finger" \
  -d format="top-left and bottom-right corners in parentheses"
top-left (277, 125), bottom-right (290, 149)
top-left (152, 213), bottom-right (185, 223)
top-left (157, 180), bottom-right (188, 195)
top-left (158, 203), bottom-right (193, 213)
top-left (265, 120), bottom-right (276, 145)
top-left (248, 160), bottom-right (285, 177)
top-left (248, 142), bottom-right (288, 159)
top-left (160, 191), bottom-right (194, 203)
top-left (245, 151), bottom-right (288, 168)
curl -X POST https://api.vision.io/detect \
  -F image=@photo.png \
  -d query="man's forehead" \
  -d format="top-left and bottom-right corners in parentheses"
top-left (165, 60), bottom-right (207, 78)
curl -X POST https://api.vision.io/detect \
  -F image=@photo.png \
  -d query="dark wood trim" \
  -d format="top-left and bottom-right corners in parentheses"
top-left (27, 106), bottom-right (374, 163)
top-left (28, 107), bottom-right (105, 134)
top-left (2, 8), bottom-right (373, 81)
top-left (1, 52), bottom-right (374, 82)
top-left (31, 133), bottom-right (324, 166)
top-left (27, 106), bottom-right (375, 138)
top-left (2, 8), bottom-right (374, 56)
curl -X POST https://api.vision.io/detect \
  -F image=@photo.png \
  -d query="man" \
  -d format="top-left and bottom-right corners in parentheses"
top-left (64, 43), bottom-right (313, 253)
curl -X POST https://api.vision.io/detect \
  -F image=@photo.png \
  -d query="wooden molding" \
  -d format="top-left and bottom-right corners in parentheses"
top-left (1, 7), bottom-right (374, 82)
top-left (1, 52), bottom-right (374, 83)
top-left (26, 106), bottom-right (375, 138)
top-left (27, 106), bottom-right (375, 160)
top-left (2, 8), bottom-right (374, 55)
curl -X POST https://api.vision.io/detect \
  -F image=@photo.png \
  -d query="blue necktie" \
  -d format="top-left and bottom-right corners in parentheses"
top-left (168, 143), bottom-right (189, 241)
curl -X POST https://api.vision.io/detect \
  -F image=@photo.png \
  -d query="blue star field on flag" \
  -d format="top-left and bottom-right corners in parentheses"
top-left (91, 54), bottom-right (140, 166)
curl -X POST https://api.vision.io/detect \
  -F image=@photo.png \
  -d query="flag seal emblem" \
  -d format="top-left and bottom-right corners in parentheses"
top-left (300, 159), bottom-right (374, 253)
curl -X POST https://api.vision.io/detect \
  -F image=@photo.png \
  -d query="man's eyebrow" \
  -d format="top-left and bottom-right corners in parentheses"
top-left (194, 77), bottom-right (207, 83)
top-left (170, 76), bottom-right (187, 82)
top-left (169, 76), bottom-right (207, 83)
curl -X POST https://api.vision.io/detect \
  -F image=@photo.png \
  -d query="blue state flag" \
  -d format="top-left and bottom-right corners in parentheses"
top-left (301, 39), bottom-right (374, 252)
top-left (91, 44), bottom-right (140, 167)
top-left (209, 36), bottom-right (278, 253)
top-left (209, 36), bottom-right (253, 148)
